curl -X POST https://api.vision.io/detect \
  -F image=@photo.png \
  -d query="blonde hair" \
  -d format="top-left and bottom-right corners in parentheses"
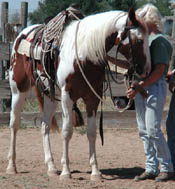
top-left (136, 3), bottom-right (163, 32)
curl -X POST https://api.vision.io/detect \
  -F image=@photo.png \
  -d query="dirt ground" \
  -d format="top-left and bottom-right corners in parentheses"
top-left (0, 127), bottom-right (175, 189)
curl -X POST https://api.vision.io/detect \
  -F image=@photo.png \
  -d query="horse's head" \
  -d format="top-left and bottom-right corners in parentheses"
top-left (62, 8), bottom-right (151, 78)
top-left (114, 7), bottom-right (151, 78)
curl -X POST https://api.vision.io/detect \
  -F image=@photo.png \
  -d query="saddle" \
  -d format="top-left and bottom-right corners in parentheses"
top-left (16, 6), bottom-right (83, 101)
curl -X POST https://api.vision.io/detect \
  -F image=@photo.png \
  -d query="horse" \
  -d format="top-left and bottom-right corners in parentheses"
top-left (7, 7), bottom-right (151, 180)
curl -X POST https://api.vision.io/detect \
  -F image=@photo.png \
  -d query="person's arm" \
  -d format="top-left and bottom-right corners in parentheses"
top-left (139, 64), bottom-right (165, 87)
top-left (106, 55), bottom-right (130, 69)
top-left (127, 64), bottom-right (165, 99)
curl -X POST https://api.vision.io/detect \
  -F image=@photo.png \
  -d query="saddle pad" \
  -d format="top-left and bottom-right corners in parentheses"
top-left (17, 30), bottom-right (42, 60)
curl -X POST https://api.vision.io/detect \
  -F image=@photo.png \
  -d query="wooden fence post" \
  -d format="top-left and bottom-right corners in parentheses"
top-left (0, 2), bottom-right (8, 112)
top-left (1, 2), bottom-right (8, 41)
top-left (20, 2), bottom-right (28, 29)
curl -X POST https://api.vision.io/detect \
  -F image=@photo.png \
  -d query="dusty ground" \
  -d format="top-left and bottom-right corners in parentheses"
top-left (0, 127), bottom-right (175, 189)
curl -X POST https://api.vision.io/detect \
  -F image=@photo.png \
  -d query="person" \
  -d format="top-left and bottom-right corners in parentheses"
top-left (166, 57), bottom-right (175, 171)
top-left (126, 3), bottom-right (174, 182)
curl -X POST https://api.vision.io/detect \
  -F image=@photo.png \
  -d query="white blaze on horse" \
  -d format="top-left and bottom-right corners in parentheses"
top-left (7, 7), bottom-right (151, 180)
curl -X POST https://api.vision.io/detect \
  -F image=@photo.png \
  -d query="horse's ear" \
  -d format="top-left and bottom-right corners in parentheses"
top-left (128, 7), bottom-right (139, 27)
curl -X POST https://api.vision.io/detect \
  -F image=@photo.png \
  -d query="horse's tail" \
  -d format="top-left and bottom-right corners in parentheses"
top-left (33, 86), bottom-right (59, 132)
top-left (72, 103), bottom-right (84, 127)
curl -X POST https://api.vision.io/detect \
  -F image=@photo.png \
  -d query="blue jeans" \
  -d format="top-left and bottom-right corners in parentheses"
top-left (166, 92), bottom-right (175, 171)
top-left (135, 79), bottom-right (173, 174)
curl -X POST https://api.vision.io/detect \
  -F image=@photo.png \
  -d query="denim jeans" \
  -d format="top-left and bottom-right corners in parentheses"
top-left (135, 78), bottom-right (173, 174)
top-left (166, 92), bottom-right (175, 171)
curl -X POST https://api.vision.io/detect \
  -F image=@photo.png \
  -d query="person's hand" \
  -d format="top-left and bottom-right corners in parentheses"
top-left (126, 87), bottom-right (136, 99)
top-left (126, 81), bottom-right (147, 99)
top-left (167, 70), bottom-right (175, 93)
top-left (166, 71), bottom-right (173, 83)
top-left (169, 82), bottom-right (175, 93)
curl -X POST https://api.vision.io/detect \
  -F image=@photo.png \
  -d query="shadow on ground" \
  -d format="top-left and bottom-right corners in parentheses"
top-left (100, 167), bottom-right (145, 180)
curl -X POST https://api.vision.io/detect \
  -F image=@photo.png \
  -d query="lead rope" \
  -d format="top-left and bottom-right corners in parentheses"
top-left (75, 21), bottom-right (105, 146)
top-left (74, 20), bottom-right (133, 112)
top-left (75, 21), bottom-right (105, 103)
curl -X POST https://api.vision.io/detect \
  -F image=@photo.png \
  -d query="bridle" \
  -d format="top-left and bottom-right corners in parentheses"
top-left (74, 12), bottom-right (144, 145)
top-left (75, 13), bottom-right (145, 112)
top-left (106, 15), bottom-right (142, 112)
top-left (116, 16), bottom-right (140, 82)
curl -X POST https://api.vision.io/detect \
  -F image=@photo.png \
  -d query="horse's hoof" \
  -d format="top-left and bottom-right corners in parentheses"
top-left (47, 169), bottom-right (58, 177)
top-left (60, 174), bottom-right (72, 180)
top-left (91, 174), bottom-right (102, 181)
top-left (6, 167), bottom-right (17, 175)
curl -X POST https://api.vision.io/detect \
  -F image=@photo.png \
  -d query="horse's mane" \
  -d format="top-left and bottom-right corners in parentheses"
top-left (61, 11), bottom-right (127, 63)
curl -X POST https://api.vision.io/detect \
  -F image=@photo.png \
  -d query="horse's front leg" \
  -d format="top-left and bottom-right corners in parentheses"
top-left (41, 95), bottom-right (58, 176)
top-left (60, 91), bottom-right (73, 180)
top-left (87, 111), bottom-right (102, 181)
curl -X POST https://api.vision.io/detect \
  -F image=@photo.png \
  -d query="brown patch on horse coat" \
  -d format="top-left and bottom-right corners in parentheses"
top-left (65, 60), bottom-right (105, 117)
top-left (118, 44), bottom-right (131, 59)
top-left (115, 37), bottom-right (120, 46)
top-left (105, 32), bottom-right (118, 52)
top-left (12, 53), bottom-right (34, 92)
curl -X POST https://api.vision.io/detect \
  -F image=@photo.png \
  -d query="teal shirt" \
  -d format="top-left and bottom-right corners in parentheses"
top-left (149, 33), bottom-right (172, 78)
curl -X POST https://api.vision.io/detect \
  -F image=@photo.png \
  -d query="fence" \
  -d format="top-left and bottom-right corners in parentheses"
top-left (0, 2), bottom-right (174, 126)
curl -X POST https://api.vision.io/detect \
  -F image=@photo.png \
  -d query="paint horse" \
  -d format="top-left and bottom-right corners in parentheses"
top-left (7, 7), bottom-right (151, 180)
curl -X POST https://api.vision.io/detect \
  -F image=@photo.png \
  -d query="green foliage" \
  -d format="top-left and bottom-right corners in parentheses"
top-left (135, 0), bottom-right (171, 16)
top-left (155, 0), bottom-right (171, 16)
top-left (135, 0), bottom-right (148, 9)
top-left (29, 0), bottom-right (136, 24)
top-left (109, 0), bottom-right (136, 11)
top-left (22, 99), bottom-right (40, 112)
top-left (29, 0), bottom-right (172, 24)
top-left (80, 0), bottom-right (99, 14)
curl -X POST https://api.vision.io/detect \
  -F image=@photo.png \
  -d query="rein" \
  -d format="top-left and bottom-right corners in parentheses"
top-left (74, 15), bottom-right (138, 146)
top-left (111, 16), bottom-right (140, 112)
top-left (75, 21), bottom-right (106, 103)
top-left (74, 14), bottom-right (138, 112)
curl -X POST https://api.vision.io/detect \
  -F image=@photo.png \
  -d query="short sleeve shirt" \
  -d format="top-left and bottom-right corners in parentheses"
top-left (149, 33), bottom-right (172, 77)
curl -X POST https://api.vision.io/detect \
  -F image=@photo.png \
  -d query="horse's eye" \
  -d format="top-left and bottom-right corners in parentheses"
top-left (136, 39), bottom-right (143, 45)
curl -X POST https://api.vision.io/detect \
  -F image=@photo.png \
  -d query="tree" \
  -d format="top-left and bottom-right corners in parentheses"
top-left (29, 0), bottom-right (77, 24)
top-left (109, 0), bottom-right (136, 11)
top-left (79, 0), bottom-right (99, 14)
top-left (29, 0), bottom-right (171, 24)
top-left (29, 0), bottom-right (138, 24)
top-left (155, 0), bottom-right (171, 16)
top-left (135, 0), bottom-right (171, 16)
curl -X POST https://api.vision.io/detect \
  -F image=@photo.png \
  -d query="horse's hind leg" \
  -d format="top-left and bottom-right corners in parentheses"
top-left (6, 88), bottom-right (27, 174)
top-left (41, 95), bottom-right (58, 176)
top-left (34, 86), bottom-right (59, 132)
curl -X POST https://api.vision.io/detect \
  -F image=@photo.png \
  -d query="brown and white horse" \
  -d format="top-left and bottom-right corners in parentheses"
top-left (7, 8), bottom-right (151, 180)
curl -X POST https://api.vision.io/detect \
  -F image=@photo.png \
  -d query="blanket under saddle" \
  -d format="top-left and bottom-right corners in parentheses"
top-left (17, 25), bottom-right (43, 60)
